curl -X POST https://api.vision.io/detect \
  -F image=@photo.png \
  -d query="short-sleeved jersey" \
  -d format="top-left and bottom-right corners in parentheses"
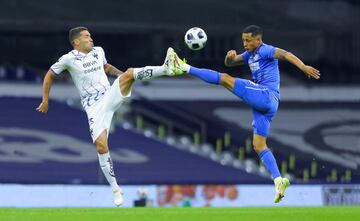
top-left (241, 43), bottom-right (280, 95)
top-left (50, 46), bottom-right (110, 110)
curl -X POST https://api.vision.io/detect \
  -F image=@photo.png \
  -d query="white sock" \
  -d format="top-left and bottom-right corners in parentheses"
top-left (133, 66), bottom-right (166, 81)
top-left (274, 176), bottom-right (282, 184)
top-left (183, 63), bottom-right (191, 73)
top-left (98, 152), bottom-right (119, 192)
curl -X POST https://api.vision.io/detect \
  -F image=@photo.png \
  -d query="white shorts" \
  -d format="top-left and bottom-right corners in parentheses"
top-left (85, 77), bottom-right (131, 142)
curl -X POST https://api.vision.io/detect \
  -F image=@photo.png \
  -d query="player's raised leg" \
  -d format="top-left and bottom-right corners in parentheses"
top-left (95, 130), bottom-right (124, 207)
top-left (131, 47), bottom-right (181, 81)
top-left (173, 53), bottom-right (272, 110)
top-left (115, 47), bottom-right (182, 98)
top-left (173, 54), bottom-right (221, 84)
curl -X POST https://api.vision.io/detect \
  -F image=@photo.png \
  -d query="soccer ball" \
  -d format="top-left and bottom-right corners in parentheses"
top-left (184, 27), bottom-right (207, 51)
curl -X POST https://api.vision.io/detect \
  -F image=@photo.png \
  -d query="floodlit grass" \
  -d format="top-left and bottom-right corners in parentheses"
top-left (0, 206), bottom-right (359, 221)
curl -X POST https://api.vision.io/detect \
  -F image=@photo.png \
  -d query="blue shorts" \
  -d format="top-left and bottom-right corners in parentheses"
top-left (232, 79), bottom-right (279, 137)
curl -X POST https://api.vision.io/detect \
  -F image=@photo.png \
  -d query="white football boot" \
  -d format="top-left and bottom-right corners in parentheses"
top-left (163, 47), bottom-right (184, 76)
top-left (113, 187), bottom-right (124, 207)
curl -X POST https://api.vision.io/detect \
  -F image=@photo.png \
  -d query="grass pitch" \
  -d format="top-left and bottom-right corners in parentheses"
top-left (0, 206), bottom-right (359, 221)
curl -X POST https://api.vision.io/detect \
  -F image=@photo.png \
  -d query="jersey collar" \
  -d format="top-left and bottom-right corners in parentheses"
top-left (73, 48), bottom-right (94, 56)
top-left (252, 42), bottom-right (264, 54)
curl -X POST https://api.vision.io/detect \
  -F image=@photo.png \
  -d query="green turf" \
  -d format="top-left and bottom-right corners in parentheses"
top-left (0, 206), bottom-right (359, 221)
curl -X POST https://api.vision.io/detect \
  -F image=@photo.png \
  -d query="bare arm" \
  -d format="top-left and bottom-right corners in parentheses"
top-left (104, 63), bottom-right (124, 77)
top-left (274, 48), bottom-right (320, 79)
top-left (224, 50), bottom-right (244, 67)
top-left (36, 70), bottom-right (56, 113)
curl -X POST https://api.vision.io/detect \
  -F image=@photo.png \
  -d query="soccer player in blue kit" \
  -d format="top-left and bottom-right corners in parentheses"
top-left (172, 25), bottom-right (320, 203)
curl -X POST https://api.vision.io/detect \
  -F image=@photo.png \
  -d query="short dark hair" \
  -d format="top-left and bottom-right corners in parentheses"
top-left (242, 25), bottom-right (263, 37)
top-left (69, 26), bottom-right (88, 46)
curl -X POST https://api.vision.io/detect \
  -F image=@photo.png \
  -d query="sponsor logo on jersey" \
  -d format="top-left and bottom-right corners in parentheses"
top-left (249, 62), bottom-right (260, 72)
top-left (248, 54), bottom-right (260, 72)
top-left (84, 66), bottom-right (101, 74)
top-left (83, 60), bottom-right (98, 68)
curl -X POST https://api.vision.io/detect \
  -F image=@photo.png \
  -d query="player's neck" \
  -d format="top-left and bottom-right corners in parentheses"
top-left (252, 41), bottom-right (263, 53)
top-left (74, 47), bottom-right (91, 55)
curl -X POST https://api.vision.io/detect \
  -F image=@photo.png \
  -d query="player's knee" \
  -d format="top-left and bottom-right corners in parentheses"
top-left (252, 144), bottom-right (263, 154)
top-left (119, 68), bottom-right (134, 96)
top-left (252, 139), bottom-right (267, 153)
top-left (95, 141), bottom-right (109, 154)
top-left (220, 73), bottom-right (235, 91)
top-left (221, 73), bottom-right (231, 82)
top-left (122, 68), bottom-right (134, 80)
top-left (125, 68), bottom-right (134, 75)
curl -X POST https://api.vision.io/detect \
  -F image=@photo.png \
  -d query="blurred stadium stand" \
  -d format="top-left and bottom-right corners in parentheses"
top-left (1, 81), bottom-right (359, 184)
top-left (130, 98), bottom-right (360, 183)
top-left (0, 0), bottom-right (359, 185)
top-left (0, 97), bottom-right (270, 184)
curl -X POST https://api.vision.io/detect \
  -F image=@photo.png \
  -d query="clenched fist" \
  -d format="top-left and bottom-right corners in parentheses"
top-left (36, 101), bottom-right (49, 113)
top-left (226, 50), bottom-right (237, 62)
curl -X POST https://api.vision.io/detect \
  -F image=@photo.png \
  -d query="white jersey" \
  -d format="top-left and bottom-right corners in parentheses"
top-left (50, 46), bottom-right (110, 110)
top-left (50, 46), bottom-right (131, 142)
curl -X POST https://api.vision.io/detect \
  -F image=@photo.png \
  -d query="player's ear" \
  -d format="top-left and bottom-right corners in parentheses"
top-left (73, 38), bottom-right (80, 46)
top-left (255, 35), bottom-right (261, 42)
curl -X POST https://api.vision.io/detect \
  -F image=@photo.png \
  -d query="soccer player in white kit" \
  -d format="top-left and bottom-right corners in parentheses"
top-left (36, 27), bottom-right (179, 206)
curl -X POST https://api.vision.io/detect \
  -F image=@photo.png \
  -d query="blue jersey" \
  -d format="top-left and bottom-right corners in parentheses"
top-left (241, 43), bottom-right (280, 95)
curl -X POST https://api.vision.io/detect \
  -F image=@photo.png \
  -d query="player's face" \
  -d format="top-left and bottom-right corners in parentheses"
top-left (242, 33), bottom-right (261, 52)
top-left (77, 30), bottom-right (94, 52)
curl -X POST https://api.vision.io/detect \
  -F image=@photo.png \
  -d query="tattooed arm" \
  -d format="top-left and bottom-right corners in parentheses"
top-left (104, 63), bottom-right (124, 77)
top-left (274, 48), bottom-right (320, 79)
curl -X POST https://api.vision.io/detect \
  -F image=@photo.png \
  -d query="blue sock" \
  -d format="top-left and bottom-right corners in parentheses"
top-left (259, 148), bottom-right (281, 179)
top-left (188, 67), bottom-right (221, 85)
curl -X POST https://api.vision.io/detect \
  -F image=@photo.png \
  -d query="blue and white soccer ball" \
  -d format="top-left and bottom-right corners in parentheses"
top-left (184, 27), bottom-right (207, 51)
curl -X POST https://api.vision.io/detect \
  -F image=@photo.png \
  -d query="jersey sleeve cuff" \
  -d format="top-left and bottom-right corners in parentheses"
top-left (50, 68), bottom-right (59, 75)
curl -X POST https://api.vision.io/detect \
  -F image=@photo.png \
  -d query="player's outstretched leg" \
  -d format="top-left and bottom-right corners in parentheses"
top-left (95, 131), bottom-right (124, 207)
top-left (173, 52), bottom-right (221, 84)
top-left (116, 47), bottom-right (184, 97)
top-left (132, 47), bottom-right (182, 82)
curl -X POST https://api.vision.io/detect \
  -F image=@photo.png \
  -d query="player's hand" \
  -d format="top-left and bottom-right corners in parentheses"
top-left (36, 101), bottom-right (49, 113)
top-left (226, 50), bottom-right (237, 62)
top-left (302, 65), bottom-right (320, 80)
